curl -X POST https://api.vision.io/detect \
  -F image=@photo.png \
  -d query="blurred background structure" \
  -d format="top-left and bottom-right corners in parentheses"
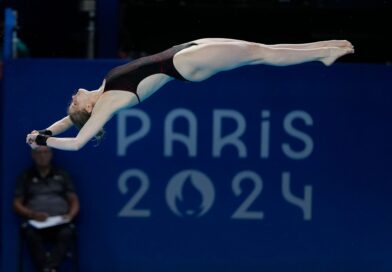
top-left (1, 0), bottom-right (391, 62)
top-left (118, 0), bottom-right (392, 64)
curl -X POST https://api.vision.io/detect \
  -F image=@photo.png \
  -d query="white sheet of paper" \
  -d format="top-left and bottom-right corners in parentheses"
top-left (28, 215), bottom-right (70, 229)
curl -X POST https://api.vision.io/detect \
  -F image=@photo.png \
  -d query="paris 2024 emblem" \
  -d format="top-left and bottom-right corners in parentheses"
top-left (165, 170), bottom-right (215, 217)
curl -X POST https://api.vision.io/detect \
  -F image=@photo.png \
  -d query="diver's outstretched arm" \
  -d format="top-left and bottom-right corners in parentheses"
top-left (27, 103), bottom-right (115, 151)
top-left (45, 116), bottom-right (74, 135)
top-left (27, 112), bottom-right (112, 151)
top-left (30, 116), bottom-right (73, 137)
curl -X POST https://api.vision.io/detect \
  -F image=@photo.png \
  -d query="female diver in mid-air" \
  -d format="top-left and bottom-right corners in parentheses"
top-left (26, 38), bottom-right (354, 151)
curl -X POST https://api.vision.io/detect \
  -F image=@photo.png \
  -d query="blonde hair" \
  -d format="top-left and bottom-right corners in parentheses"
top-left (67, 107), bottom-right (105, 144)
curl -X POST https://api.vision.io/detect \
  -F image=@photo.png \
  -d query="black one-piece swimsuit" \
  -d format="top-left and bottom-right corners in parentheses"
top-left (103, 42), bottom-right (197, 102)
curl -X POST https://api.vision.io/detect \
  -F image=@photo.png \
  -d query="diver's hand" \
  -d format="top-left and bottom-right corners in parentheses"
top-left (26, 133), bottom-right (39, 149)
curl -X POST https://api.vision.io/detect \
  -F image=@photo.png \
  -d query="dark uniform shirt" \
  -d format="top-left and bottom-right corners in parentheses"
top-left (14, 167), bottom-right (75, 216)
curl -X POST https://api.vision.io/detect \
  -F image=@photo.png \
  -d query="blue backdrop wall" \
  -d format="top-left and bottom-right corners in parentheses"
top-left (1, 59), bottom-right (392, 272)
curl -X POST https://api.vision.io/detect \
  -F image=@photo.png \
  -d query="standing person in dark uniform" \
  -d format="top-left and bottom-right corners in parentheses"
top-left (26, 37), bottom-right (354, 151)
top-left (13, 146), bottom-right (80, 272)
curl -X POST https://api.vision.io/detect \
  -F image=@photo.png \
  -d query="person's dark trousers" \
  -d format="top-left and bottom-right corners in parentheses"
top-left (21, 223), bottom-right (74, 271)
